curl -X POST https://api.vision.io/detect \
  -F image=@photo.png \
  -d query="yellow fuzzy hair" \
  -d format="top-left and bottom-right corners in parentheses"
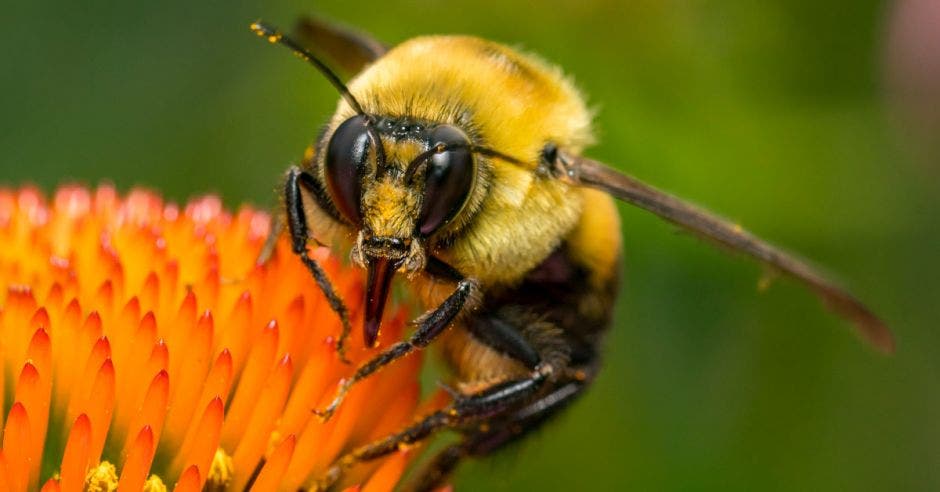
top-left (323, 36), bottom-right (613, 286)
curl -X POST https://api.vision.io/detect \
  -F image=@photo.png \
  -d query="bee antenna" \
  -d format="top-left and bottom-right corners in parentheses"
top-left (251, 20), bottom-right (367, 116)
top-left (404, 143), bottom-right (525, 183)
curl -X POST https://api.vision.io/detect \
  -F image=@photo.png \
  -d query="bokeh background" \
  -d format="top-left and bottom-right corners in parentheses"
top-left (2, 0), bottom-right (938, 490)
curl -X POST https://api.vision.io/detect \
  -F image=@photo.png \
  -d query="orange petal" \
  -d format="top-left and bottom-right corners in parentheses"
top-left (84, 359), bottom-right (116, 465)
top-left (59, 414), bottom-right (92, 492)
top-left (215, 291), bottom-right (252, 372)
top-left (163, 310), bottom-right (213, 448)
top-left (172, 465), bottom-right (201, 492)
top-left (13, 363), bottom-right (44, 489)
top-left (111, 297), bottom-right (141, 369)
top-left (24, 329), bottom-right (53, 471)
top-left (231, 354), bottom-right (293, 489)
top-left (79, 312), bottom-right (104, 352)
top-left (113, 311), bottom-right (158, 434)
top-left (313, 373), bottom-right (382, 474)
top-left (192, 349), bottom-right (234, 430)
top-left (277, 339), bottom-right (337, 438)
top-left (143, 339), bottom-right (169, 382)
top-left (0, 450), bottom-right (9, 491)
top-left (248, 435), bottom-right (296, 492)
top-left (139, 271), bottom-right (160, 313)
top-left (158, 261), bottom-right (180, 322)
top-left (220, 320), bottom-right (278, 449)
top-left (164, 291), bottom-right (196, 367)
top-left (29, 307), bottom-right (50, 335)
top-left (355, 353), bottom-right (422, 443)
top-left (172, 397), bottom-right (224, 487)
top-left (361, 451), bottom-right (410, 492)
top-left (0, 356), bottom-right (4, 432)
top-left (2, 287), bottom-right (38, 387)
top-left (39, 478), bottom-right (60, 492)
top-left (277, 296), bottom-right (305, 363)
top-left (44, 282), bottom-right (65, 312)
top-left (195, 266), bottom-right (220, 310)
top-left (3, 402), bottom-right (32, 492)
top-left (66, 336), bottom-right (110, 427)
top-left (122, 369), bottom-right (169, 461)
top-left (282, 374), bottom-right (380, 491)
top-left (363, 382), bottom-right (420, 443)
top-left (94, 280), bottom-right (115, 315)
top-left (52, 299), bottom-right (83, 414)
top-left (117, 426), bottom-right (155, 492)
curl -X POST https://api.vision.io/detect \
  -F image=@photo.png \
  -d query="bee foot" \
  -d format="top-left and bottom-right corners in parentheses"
top-left (312, 405), bottom-right (336, 423)
top-left (313, 384), bottom-right (348, 422)
top-left (336, 342), bottom-right (352, 365)
top-left (314, 464), bottom-right (343, 491)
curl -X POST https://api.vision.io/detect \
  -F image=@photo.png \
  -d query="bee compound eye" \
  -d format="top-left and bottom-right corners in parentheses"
top-left (417, 125), bottom-right (476, 236)
top-left (324, 115), bottom-right (373, 225)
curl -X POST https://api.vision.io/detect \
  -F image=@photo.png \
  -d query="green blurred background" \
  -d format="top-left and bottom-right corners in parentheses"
top-left (2, 0), bottom-right (938, 490)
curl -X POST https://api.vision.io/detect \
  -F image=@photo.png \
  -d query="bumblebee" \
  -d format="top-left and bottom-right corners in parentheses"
top-left (251, 16), bottom-right (894, 490)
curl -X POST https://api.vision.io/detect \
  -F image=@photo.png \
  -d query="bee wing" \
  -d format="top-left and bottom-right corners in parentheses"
top-left (293, 15), bottom-right (388, 76)
top-left (556, 152), bottom-right (894, 353)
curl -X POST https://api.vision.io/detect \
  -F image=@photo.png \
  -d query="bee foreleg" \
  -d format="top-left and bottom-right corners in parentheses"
top-left (285, 166), bottom-right (354, 362)
top-left (315, 278), bottom-right (478, 421)
top-left (319, 369), bottom-right (550, 489)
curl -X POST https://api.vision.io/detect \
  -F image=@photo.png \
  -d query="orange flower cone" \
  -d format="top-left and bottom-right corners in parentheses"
top-left (0, 185), bottom-right (435, 491)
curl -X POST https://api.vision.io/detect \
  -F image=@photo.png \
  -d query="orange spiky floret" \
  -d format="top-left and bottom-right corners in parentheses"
top-left (0, 185), bottom-right (434, 491)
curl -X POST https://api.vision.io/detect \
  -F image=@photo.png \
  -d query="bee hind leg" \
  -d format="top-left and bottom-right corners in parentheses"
top-left (407, 308), bottom-right (599, 491)
top-left (318, 310), bottom-right (586, 489)
top-left (284, 166), bottom-right (354, 362)
top-left (318, 368), bottom-right (552, 490)
top-left (408, 374), bottom-right (594, 492)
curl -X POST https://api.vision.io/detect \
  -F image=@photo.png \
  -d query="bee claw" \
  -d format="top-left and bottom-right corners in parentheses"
top-left (336, 342), bottom-right (352, 365)
top-left (313, 386), bottom-right (348, 422)
top-left (313, 464), bottom-right (343, 491)
top-left (313, 404), bottom-right (336, 422)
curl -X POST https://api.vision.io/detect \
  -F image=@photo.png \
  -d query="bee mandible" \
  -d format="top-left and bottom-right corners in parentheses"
top-left (250, 16), bottom-right (894, 490)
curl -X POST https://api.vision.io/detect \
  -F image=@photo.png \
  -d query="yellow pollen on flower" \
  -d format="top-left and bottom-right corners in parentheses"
top-left (0, 185), bottom-right (438, 492)
top-left (142, 475), bottom-right (167, 492)
top-left (84, 461), bottom-right (119, 492)
top-left (206, 448), bottom-right (235, 490)
top-left (266, 429), bottom-right (284, 457)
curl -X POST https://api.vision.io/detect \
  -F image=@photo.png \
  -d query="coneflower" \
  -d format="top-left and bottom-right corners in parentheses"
top-left (0, 185), bottom-right (433, 491)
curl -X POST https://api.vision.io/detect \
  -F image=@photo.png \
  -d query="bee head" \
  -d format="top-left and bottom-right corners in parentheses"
top-left (322, 114), bottom-right (478, 271)
top-left (249, 21), bottom-right (517, 347)
top-left (319, 113), bottom-right (481, 346)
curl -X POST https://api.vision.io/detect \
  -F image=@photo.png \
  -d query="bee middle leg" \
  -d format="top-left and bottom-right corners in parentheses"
top-left (316, 278), bottom-right (479, 420)
top-left (408, 373), bottom-right (595, 492)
